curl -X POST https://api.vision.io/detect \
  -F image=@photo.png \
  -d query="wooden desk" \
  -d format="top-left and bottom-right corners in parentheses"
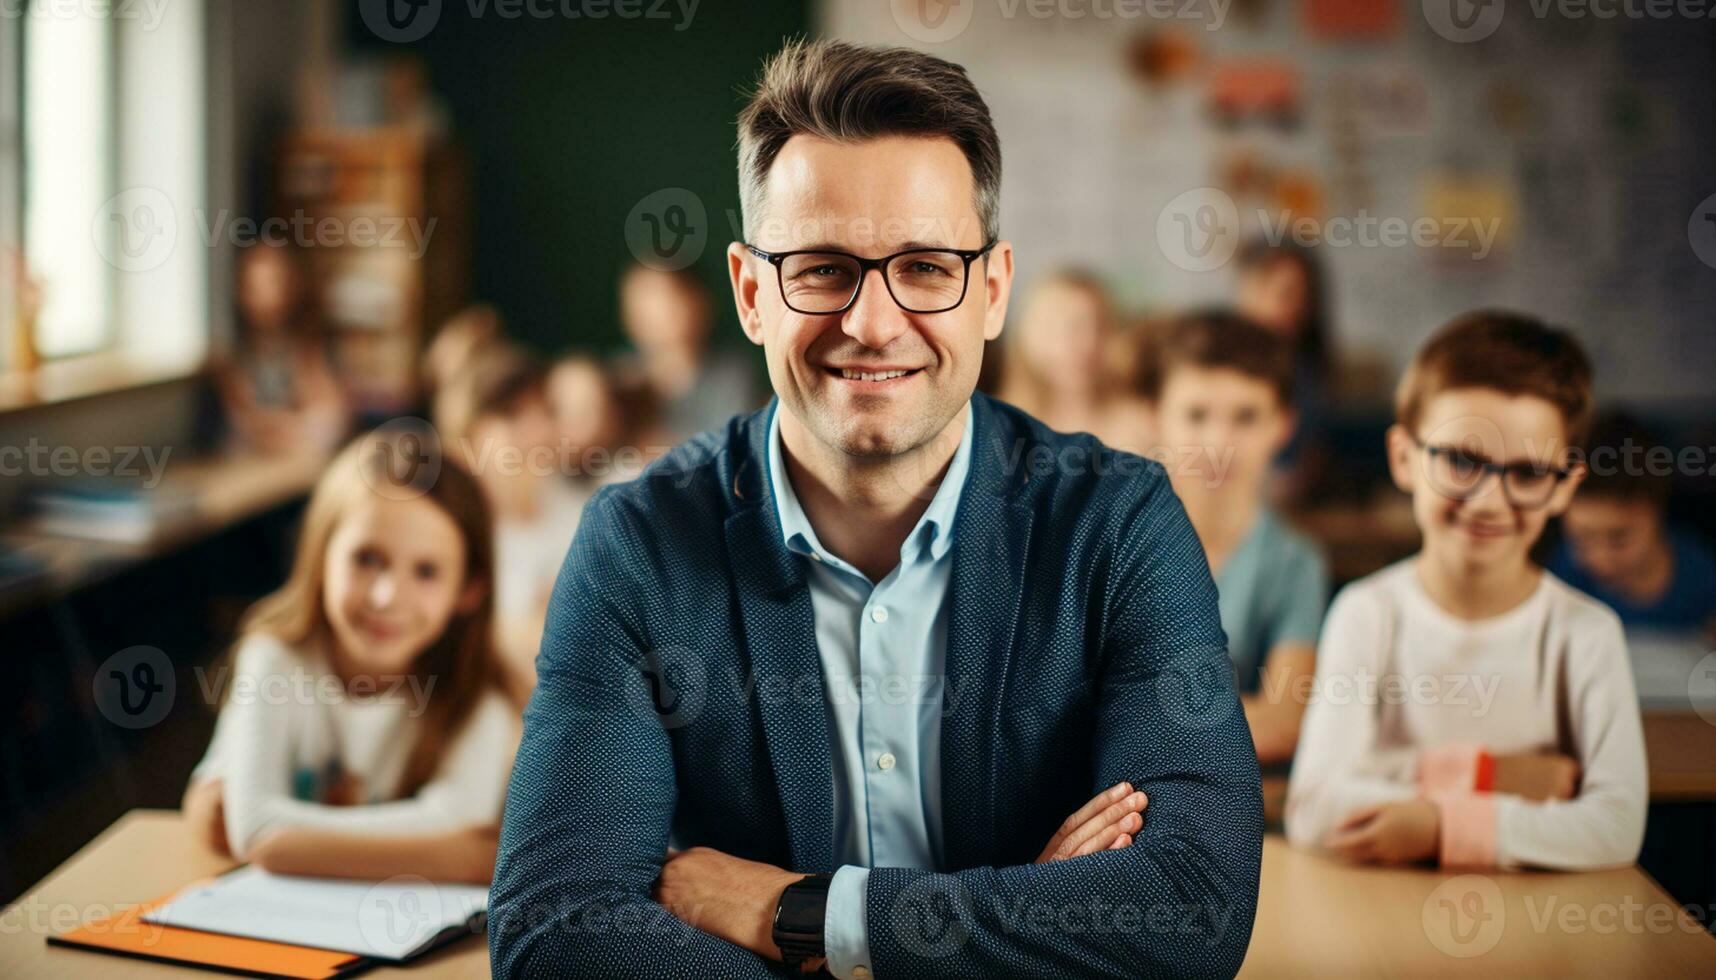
top-left (1243, 836), bottom-right (1716, 977)
top-left (1644, 710), bottom-right (1716, 800)
top-left (0, 450), bottom-right (326, 620)
top-left (7, 811), bottom-right (1713, 978)
top-left (1, 810), bottom-right (485, 978)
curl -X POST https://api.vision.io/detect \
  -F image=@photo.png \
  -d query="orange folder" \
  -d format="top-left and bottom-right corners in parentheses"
top-left (47, 887), bottom-right (371, 979)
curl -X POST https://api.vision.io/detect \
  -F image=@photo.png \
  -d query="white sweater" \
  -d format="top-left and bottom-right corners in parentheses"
top-left (493, 478), bottom-right (590, 623)
top-left (1285, 560), bottom-right (1648, 870)
top-left (192, 632), bottom-right (520, 860)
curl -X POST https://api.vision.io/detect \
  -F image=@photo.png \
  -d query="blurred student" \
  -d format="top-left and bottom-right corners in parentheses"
top-left (615, 263), bottom-right (760, 441)
top-left (1552, 413), bottom-right (1716, 641)
top-left (181, 429), bottom-right (519, 882)
top-left (547, 352), bottom-right (671, 484)
top-left (423, 304), bottom-right (503, 397)
top-left (436, 347), bottom-right (589, 705)
top-left (1287, 312), bottom-right (1646, 870)
top-left (1235, 240), bottom-right (1330, 402)
top-left (1234, 239), bottom-right (1333, 496)
top-left (1141, 311), bottom-right (1328, 764)
top-left (217, 243), bottom-right (349, 456)
top-left (996, 270), bottom-right (1154, 453)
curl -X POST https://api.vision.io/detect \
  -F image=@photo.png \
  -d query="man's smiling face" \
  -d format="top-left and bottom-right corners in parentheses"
top-left (730, 134), bottom-right (1012, 459)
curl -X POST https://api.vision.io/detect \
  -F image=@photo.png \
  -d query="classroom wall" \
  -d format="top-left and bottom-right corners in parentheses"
top-left (820, 2), bottom-right (1716, 406)
top-left (343, 1), bottom-right (812, 359)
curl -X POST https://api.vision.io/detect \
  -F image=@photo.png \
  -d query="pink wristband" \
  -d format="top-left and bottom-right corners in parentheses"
top-left (1432, 793), bottom-right (1499, 868)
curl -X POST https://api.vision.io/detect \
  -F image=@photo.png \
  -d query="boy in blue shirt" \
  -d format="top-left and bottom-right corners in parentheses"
top-left (1552, 413), bottom-right (1716, 642)
top-left (1143, 310), bottom-right (1330, 764)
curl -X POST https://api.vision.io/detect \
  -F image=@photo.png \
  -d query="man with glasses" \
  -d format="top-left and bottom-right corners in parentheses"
top-left (492, 39), bottom-right (1261, 979)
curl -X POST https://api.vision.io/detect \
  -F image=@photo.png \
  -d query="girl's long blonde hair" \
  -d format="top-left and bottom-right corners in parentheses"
top-left (238, 427), bottom-right (498, 799)
top-left (995, 268), bottom-right (1119, 414)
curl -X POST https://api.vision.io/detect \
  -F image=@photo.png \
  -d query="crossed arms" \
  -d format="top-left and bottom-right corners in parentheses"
top-left (488, 489), bottom-right (1263, 978)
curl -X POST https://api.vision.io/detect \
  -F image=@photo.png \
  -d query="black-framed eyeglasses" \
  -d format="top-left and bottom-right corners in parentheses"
top-left (744, 240), bottom-right (998, 315)
top-left (1410, 434), bottom-right (1574, 509)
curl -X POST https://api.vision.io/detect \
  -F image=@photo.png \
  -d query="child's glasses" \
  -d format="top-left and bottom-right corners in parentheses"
top-left (1411, 434), bottom-right (1574, 509)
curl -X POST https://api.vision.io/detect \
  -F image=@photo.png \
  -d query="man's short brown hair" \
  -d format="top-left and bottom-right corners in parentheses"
top-left (1395, 310), bottom-right (1594, 446)
top-left (736, 38), bottom-right (1002, 244)
top-left (1138, 309), bottom-right (1295, 406)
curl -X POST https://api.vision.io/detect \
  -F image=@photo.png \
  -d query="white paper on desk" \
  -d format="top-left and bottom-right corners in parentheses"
top-left (142, 866), bottom-right (488, 962)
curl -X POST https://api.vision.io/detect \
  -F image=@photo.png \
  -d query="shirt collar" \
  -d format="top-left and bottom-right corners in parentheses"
top-left (767, 399), bottom-right (974, 568)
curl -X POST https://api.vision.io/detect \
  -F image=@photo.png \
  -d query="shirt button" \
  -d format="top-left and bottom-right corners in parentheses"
top-left (808, 553), bottom-right (822, 563)
top-left (854, 968), bottom-right (871, 980)
top-left (870, 606), bottom-right (888, 623)
top-left (877, 752), bottom-right (896, 771)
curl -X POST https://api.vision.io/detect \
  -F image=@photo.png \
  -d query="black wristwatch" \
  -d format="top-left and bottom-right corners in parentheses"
top-left (772, 872), bottom-right (833, 968)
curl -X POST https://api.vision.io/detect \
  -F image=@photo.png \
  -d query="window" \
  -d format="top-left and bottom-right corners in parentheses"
top-left (0, 14), bottom-right (19, 370)
top-left (4, 0), bottom-right (205, 378)
top-left (24, 6), bottom-right (113, 358)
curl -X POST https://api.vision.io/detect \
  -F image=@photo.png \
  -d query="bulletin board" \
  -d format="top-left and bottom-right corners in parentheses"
top-left (819, 1), bottom-right (1716, 404)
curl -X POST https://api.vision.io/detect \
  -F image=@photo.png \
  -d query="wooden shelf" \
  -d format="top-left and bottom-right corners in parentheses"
top-left (274, 126), bottom-right (470, 417)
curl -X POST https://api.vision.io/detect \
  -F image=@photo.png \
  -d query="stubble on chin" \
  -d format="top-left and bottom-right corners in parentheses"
top-left (819, 400), bottom-right (952, 461)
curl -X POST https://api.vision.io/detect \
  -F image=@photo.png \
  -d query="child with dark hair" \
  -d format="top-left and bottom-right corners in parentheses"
top-left (1552, 413), bottom-right (1716, 639)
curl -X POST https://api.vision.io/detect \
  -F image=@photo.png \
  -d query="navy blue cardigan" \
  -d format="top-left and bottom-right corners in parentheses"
top-left (490, 392), bottom-right (1262, 978)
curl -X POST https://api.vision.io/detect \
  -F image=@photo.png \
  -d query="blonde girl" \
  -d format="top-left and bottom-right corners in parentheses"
top-left (994, 269), bottom-right (1154, 454)
top-left (181, 429), bottom-right (519, 883)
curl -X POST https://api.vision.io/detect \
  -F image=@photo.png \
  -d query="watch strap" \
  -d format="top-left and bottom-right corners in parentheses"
top-left (772, 873), bottom-right (834, 967)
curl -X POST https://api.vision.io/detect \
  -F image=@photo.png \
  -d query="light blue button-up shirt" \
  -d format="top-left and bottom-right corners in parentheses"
top-left (766, 399), bottom-right (974, 980)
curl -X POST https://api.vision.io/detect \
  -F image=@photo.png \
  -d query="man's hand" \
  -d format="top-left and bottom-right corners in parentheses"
top-left (654, 847), bottom-right (802, 964)
top-left (1324, 799), bottom-right (1440, 865)
top-left (1035, 782), bottom-right (1148, 864)
top-left (651, 782), bottom-right (1149, 972)
top-left (1491, 752), bottom-right (1580, 801)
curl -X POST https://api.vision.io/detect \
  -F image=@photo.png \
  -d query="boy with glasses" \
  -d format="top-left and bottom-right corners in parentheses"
top-left (1286, 311), bottom-right (1647, 870)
